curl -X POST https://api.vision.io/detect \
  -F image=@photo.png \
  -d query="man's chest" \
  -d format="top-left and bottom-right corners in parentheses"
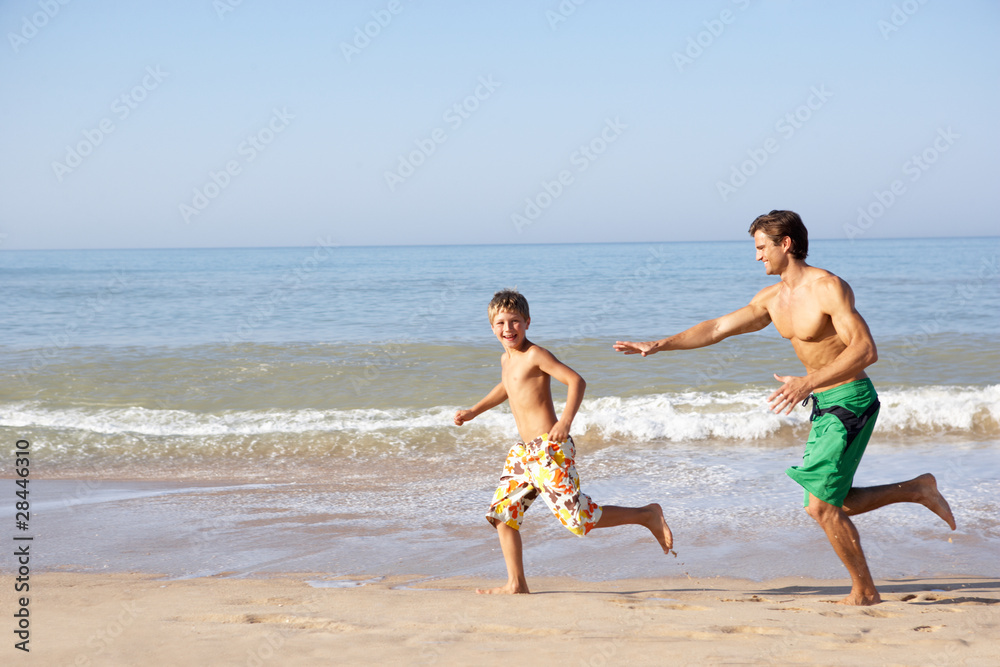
top-left (769, 298), bottom-right (834, 342)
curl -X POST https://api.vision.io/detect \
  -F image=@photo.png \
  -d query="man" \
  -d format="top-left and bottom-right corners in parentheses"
top-left (614, 210), bottom-right (955, 606)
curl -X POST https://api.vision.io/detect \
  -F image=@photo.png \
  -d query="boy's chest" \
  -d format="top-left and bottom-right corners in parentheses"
top-left (501, 359), bottom-right (545, 391)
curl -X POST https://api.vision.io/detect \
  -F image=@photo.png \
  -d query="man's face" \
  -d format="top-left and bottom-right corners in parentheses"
top-left (491, 310), bottom-right (529, 350)
top-left (754, 230), bottom-right (786, 275)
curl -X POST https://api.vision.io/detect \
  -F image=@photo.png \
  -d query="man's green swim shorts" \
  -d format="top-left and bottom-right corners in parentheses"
top-left (786, 378), bottom-right (881, 508)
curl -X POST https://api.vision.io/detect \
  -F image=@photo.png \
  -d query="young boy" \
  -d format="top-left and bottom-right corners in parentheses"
top-left (454, 289), bottom-right (674, 594)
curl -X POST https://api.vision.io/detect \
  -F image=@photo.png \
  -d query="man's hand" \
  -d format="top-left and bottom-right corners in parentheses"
top-left (613, 340), bottom-right (658, 356)
top-left (454, 409), bottom-right (476, 426)
top-left (769, 373), bottom-right (814, 415)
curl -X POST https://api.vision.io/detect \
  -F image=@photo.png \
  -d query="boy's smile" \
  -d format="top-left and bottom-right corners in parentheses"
top-left (491, 310), bottom-right (529, 351)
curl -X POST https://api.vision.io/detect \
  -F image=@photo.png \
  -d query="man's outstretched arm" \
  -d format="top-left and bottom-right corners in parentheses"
top-left (614, 297), bottom-right (772, 357)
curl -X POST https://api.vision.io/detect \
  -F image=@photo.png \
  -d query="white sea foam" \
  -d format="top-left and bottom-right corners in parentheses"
top-left (877, 385), bottom-right (1000, 432)
top-left (4, 385), bottom-right (997, 441)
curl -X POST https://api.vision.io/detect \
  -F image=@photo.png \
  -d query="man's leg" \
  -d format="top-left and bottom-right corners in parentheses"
top-left (476, 522), bottom-right (530, 595)
top-left (806, 493), bottom-right (880, 606)
top-left (593, 504), bottom-right (674, 554)
top-left (841, 473), bottom-right (956, 529)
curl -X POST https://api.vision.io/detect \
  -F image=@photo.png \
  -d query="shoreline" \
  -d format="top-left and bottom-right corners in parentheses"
top-left (7, 572), bottom-right (998, 665)
top-left (13, 474), bottom-right (993, 583)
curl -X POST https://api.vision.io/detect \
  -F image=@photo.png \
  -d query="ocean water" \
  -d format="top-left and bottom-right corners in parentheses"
top-left (2, 237), bottom-right (998, 581)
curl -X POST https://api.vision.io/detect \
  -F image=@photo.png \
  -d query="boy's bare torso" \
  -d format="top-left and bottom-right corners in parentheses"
top-left (501, 343), bottom-right (560, 443)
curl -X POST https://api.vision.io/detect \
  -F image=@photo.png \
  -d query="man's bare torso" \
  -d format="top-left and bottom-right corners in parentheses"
top-left (762, 267), bottom-right (868, 393)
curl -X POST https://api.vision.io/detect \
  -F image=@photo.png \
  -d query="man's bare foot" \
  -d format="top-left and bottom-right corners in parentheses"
top-left (642, 503), bottom-right (673, 554)
top-left (837, 590), bottom-right (881, 606)
top-left (914, 473), bottom-right (957, 530)
top-left (476, 582), bottom-right (529, 595)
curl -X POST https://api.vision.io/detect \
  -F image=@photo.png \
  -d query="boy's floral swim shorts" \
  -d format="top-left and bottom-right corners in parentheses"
top-left (486, 434), bottom-right (602, 536)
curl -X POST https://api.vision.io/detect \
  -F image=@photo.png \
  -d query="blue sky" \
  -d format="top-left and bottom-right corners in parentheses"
top-left (1, 0), bottom-right (997, 249)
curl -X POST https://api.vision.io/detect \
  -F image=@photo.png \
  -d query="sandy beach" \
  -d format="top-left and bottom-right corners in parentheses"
top-left (7, 572), bottom-right (997, 666)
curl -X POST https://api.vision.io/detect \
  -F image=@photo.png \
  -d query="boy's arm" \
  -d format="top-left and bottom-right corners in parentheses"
top-left (454, 382), bottom-right (508, 426)
top-left (613, 290), bottom-right (773, 356)
top-left (534, 348), bottom-right (585, 443)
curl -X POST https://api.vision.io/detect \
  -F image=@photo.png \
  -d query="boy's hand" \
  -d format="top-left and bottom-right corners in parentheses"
top-left (613, 340), bottom-right (657, 356)
top-left (548, 419), bottom-right (571, 443)
top-left (454, 409), bottom-right (475, 426)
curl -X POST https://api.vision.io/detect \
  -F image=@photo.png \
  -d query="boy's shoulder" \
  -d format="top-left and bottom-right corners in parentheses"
top-left (501, 341), bottom-right (554, 365)
top-left (523, 341), bottom-right (572, 372)
top-left (522, 340), bottom-right (553, 359)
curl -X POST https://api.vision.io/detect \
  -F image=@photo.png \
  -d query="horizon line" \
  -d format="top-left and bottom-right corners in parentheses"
top-left (1, 234), bottom-right (997, 252)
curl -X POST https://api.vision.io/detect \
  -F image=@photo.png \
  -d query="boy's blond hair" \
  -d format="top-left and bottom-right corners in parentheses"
top-left (488, 289), bottom-right (530, 324)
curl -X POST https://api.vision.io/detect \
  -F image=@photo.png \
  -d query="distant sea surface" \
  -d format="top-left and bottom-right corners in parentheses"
top-left (2, 238), bottom-right (997, 581)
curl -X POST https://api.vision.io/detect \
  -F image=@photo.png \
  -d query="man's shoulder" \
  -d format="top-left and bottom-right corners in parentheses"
top-left (751, 281), bottom-right (782, 305)
top-left (807, 268), bottom-right (853, 296)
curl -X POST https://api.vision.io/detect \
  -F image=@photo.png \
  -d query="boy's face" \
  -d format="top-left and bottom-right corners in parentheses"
top-left (491, 309), bottom-right (529, 350)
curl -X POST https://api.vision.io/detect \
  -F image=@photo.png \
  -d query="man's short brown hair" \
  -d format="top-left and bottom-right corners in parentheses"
top-left (748, 210), bottom-right (809, 260)
top-left (488, 289), bottom-right (530, 324)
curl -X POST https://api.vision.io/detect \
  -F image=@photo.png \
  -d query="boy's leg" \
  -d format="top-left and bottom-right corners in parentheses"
top-left (593, 504), bottom-right (673, 554)
top-left (476, 522), bottom-right (530, 595)
top-left (841, 473), bottom-right (956, 529)
top-left (806, 493), bottom-right (880, 606)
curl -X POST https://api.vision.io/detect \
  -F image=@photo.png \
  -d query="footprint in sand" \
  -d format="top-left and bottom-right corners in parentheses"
top-left (718, 625), bottom-right (786, 636)
top-left (860, 607), bottom-right (902, 618)
top-left (913, 625), bottom-right (944, 632)
top-left (659, 603), bottom-right (710, 611)
top-left (183, 613), bottom-right (361, 632)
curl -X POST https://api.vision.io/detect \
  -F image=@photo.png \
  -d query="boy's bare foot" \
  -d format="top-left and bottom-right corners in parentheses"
top-left (914, 473), bottom-right (957, 530)
top-left (837, 590), bottom-right (881, 606)
top-left (642, 503), bottom-right (673, 554)
top-left (476, 582), bottom-right (530, 595)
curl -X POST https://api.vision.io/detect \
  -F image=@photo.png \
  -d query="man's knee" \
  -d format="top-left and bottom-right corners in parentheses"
top-left (806, 495), bottom-right (843, 523)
